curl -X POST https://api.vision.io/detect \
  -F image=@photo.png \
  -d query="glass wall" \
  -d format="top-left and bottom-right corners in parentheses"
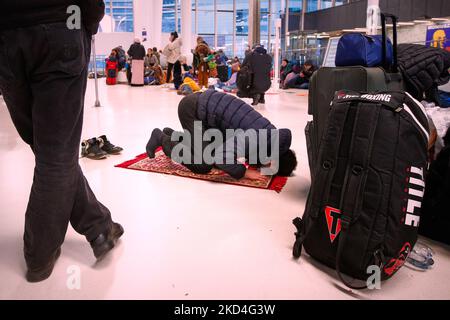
top-left (162, 0), bottom-right (181, 33)
top-left (192, 0), bottom-right (248, 58)
top-left (289, 0), bottom-right (303, 13)
top-left (158, 0), bottom-right (351, 58)
top-left (306, 0), bottom-right (319, 12)
top-left (260, 0), bottom-right (283, 53)
top-left (235, 0), bottom-right (249, 58)
top-left (101, 0), bottom-right (134, 32)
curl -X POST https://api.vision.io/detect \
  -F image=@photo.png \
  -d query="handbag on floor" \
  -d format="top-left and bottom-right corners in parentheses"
top-left (293, 90), bottom-right (429, 289)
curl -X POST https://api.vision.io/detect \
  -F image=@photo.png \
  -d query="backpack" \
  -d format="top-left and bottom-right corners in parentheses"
top-left (293, 90), bottom-right (429, 289)
top-left (236, 64), bottom-right (253, 92)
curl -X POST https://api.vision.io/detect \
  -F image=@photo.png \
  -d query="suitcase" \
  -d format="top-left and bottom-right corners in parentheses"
top-left (217, 65), bottom-right (229, 82)
top-left (307, 13), bottom-right (403, 178)
top-left (131, 59), bottom-right (144, 86)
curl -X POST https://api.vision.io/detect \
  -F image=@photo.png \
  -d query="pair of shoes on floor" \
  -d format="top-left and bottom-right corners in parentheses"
top-left (26, 223), bottom-right (124, 283)
top-left (146, 127), bottom-right (175, 158)
top-left (81, 135), bottom-right (123, 160)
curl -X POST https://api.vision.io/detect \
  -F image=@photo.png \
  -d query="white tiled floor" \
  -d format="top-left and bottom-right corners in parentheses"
top-left (0, 81), bottom-right (449, 299)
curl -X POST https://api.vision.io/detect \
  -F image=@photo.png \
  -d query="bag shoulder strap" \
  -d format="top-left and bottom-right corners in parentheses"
top-left (293, 101), bottom-right (352, 259)
top-left (335, 103), bottom-right (381, 289)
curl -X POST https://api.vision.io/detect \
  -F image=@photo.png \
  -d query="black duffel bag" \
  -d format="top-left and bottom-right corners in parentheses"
top-left (293, 90), bottom-right (429, 289)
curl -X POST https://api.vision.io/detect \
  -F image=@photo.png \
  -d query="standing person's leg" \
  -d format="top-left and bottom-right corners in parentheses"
top-left (251, 93), bottom-right (261, 106)
top-left (0, 24), bottom-right (119, 282)
top-left (30, 25), bottom-right (119, 265)
top-left (166, 63), bottom-right (174, 83)
top-left (198, 70), bottom-right (204, 88)
top-left (259, 93), bottom-right (266, 104)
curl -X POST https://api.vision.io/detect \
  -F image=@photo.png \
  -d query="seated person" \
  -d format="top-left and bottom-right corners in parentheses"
top-left (231, 60), bottom-right (240, 74)
top-left (178, 74), bottom-right (201, 96)
top-left (283, 60), bottom-right (316, 90)
top-left (146, 90), bottom-right (297, 181)
top-left (173, 55), bottom-right (190, 90)
top-left (215, 72), bottom-right (238, 92)
top-left (280, 59), bottom-right (292, 84)
top-left (144, 48), bottom-right (159, 73)
top-left (113, 46), bottom-right (127, 71)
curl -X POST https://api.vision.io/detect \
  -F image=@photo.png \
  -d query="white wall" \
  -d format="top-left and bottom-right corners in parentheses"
top-left (394, 24), bottom-right (429, 45)
top-left (133, 0), bottom-right (164, 50)
top-left (94, 32), bottom-right (135, 56)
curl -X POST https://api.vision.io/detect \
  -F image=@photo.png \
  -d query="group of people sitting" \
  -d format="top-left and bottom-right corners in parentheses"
top-left (104, 33), bottom-right (313, 107)
top-left (280, 59), bottom-right (317, 90)
top-left (104, 39), bottom-right (165, 86)
top-left (104, 33), bottom-right (245, 94)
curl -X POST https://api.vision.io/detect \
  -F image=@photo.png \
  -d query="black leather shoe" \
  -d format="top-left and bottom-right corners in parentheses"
top-left (90, 223), bottom-right (124, 261)
top-left (26, 247), bottom-right (61, 283)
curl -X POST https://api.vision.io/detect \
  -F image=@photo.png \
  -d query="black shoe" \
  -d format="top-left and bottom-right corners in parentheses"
top-left (163, 127), bottom-right (175, 137)
top-left (251, 94), bottom-right (261, 106)
top-left (146, 128), bottom-right (163, 158)
top-left (26, 248), bottom-right (61, 283)
top-left (90, 223), bottom-right (124, 261)
top-left (98, 135), bottom-right (123, 155)
top-left (81, 138), bottom-right (108, 160)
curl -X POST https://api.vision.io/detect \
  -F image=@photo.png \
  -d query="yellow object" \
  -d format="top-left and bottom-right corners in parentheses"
top-left (182, 76), bottom-right (201, 92)
top-left (432, 30), bottom-right (446, 48)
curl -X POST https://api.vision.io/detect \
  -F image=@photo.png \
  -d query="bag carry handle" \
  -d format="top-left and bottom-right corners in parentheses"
top-left (381, 13), bottom-right (398, 73)
top-left (335, 219), bottom-right (369, 290)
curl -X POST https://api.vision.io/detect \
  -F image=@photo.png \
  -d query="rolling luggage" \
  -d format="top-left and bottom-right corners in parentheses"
top-left (217, 65), bottom-right (229, 82)
top-left (306, 13), bottom-right (403, 177)
top-left (131, 59), bottom-right (144, 86)
top-left (293, 90), bottom-right (430, 289)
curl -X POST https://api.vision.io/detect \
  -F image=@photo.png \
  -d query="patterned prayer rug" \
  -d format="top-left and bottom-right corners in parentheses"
top-left (116, 148), bottom-right (288, 193)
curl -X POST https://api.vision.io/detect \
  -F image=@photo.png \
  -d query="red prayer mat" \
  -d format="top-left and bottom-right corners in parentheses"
top-left (115, 148), bottom-right (288, 193)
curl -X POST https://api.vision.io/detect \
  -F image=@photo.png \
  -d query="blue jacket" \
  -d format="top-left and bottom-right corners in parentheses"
top-left (197, 90), bottom-right (292, 179)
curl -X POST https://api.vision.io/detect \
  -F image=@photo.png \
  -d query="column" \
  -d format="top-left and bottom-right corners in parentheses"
top-left (181, 0), bottom-right (193, 56)
top-left (248, 0), bottom-right (261, 47)
top-left (367, 0), bottom-right (380, 35)
top-left (152, 0), bottom-right (163, 49)
top-left (133, 0), bottom-right (164, 48)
